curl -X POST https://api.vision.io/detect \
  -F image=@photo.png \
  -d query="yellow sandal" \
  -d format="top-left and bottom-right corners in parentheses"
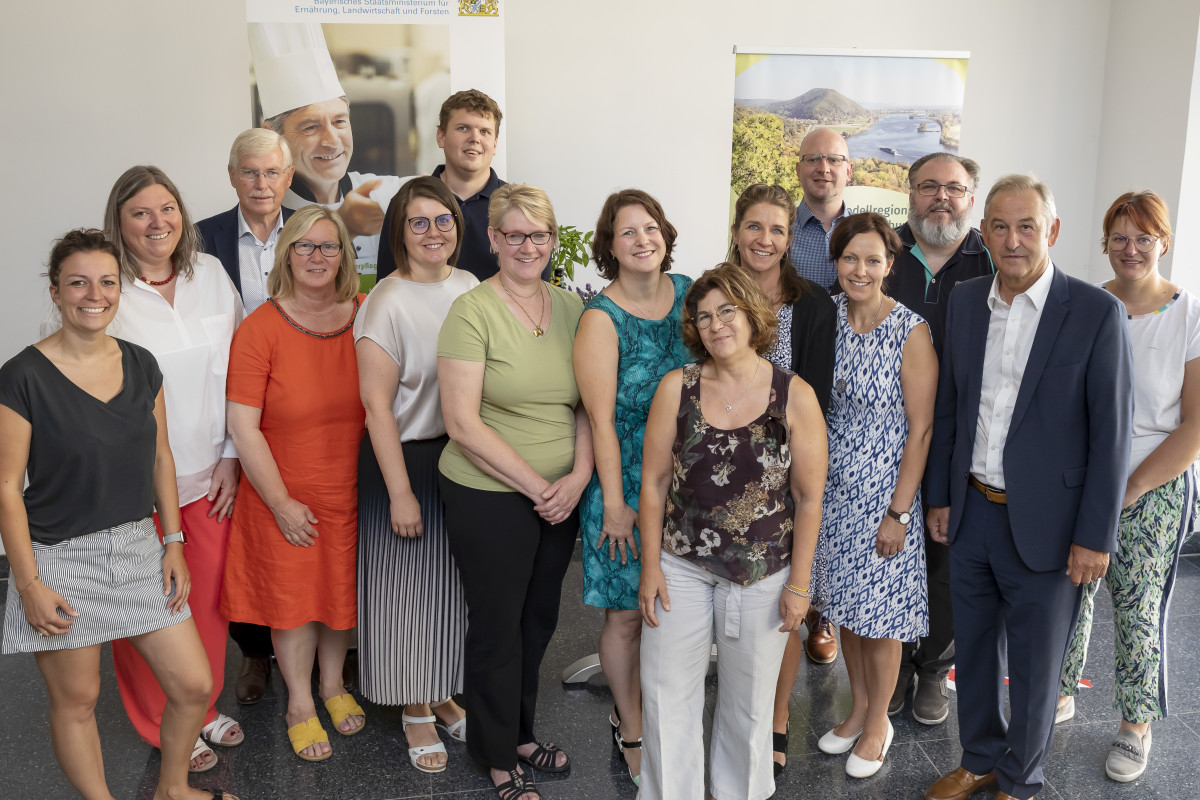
top-left (287, 717), bottom-right (332, 762)
top-left (324, 693), bottom-right (366, 736)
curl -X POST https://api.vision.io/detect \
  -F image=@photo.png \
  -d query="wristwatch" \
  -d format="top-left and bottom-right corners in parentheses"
top-left (886, 507), bottom-right (912, 525)
top-left (162, 531), bottom-right (187, 545)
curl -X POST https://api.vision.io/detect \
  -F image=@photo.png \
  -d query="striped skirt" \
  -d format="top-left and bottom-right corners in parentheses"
top-left (357, 434), bottom-right (466, 705)
top-left (3, 518), bottom-right (191, 654)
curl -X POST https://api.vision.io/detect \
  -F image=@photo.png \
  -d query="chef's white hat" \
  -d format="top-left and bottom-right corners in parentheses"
top-left (249, 22), bottom-right (346, 120)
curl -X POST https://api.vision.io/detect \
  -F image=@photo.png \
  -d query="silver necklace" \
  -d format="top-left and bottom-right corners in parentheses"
top-left (714, 358), bottom-right (761, 413)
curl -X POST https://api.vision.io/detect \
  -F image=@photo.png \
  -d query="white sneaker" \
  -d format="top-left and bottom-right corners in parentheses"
top-left (1106, 727), bottom-right (1151, 782)
top-left (1054, 696), bottom-right (1075, 724)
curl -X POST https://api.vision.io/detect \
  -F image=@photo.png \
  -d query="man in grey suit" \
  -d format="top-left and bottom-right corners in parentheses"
top-left (923, 174), bottom-right (1133, 800)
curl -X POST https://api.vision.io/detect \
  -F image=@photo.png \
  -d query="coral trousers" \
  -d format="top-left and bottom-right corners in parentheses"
top-left (112, 496), bottom-right (230, 746)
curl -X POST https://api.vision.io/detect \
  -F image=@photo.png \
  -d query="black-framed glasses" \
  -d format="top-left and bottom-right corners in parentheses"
top-left (1107, 233), bottom-right (1160, 253)
top-left (915, 181), bottom-right (971, 198)
top-left (692, 304), bottom-right (740, 330)
top-left (408, 214), bottom-right (455, 234)
top-left (799, 153), bottom-right (849, 166)
top-left (235, 168), bottom-right (288, 183)
top-left (497, 229), bottom-right (552, 246)
top-left (291, 241), bottom-right (342, 257)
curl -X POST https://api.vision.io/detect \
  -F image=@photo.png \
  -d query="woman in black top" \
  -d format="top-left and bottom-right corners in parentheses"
top-left (0, 230), bottom-right (238, 800)
top-left (727, 183), bottom-right (836, 777)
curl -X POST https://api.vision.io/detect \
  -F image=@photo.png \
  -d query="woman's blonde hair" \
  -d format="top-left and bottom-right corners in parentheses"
top-left (268, 205), bottom-right (359, 302)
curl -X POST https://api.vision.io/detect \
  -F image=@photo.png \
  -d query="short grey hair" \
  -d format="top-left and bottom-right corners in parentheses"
top-left (228, 128), bottom-right (293, 170)
top-left (908, 153), bottom-right (981, 193)
top-left (985, 173), bottom-right (1057, 228)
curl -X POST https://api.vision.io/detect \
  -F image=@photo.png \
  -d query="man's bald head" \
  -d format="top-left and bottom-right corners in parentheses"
top-left (796, 128), bottom-right (852, 207)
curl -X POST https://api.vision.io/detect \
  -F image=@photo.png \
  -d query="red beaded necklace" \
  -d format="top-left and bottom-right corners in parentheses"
top-left (141, 270), bottom-right (176, 286)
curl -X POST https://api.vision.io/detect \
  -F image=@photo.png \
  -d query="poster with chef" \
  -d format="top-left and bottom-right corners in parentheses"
top-left (246, 0), bottom-right (505, 288)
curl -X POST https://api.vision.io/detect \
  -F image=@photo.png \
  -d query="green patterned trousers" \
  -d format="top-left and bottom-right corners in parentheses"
top-left (1060, 469), bottom-right (1197, 723)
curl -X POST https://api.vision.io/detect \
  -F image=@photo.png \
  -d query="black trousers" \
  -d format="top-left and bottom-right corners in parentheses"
top-left (440, 478), bottom-right (578, 771)
top-left (230, 621), bottom-right (274, 659)
top-left (900, 529), bottom-right (954, 678)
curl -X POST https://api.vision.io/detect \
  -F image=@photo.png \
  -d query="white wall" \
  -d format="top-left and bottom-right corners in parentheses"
top-left (7, 0), bottom-right (1199, 368)
top-left (1171, 14), bottom-right (1200, 289)
top-left (1089, 0), bottom-right (1200, 286)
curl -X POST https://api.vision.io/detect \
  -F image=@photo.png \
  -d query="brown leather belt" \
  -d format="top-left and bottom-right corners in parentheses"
top-left (968, 474), bottom-right (1007, 504)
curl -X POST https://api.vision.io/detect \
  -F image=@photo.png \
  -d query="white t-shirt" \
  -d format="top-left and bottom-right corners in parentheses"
top-left (1118, 286), bottom-right (1200, 475)
top-left (353, 269), bottom-right (479, 441)
top-left (108, 253), bottom-right (246, 504)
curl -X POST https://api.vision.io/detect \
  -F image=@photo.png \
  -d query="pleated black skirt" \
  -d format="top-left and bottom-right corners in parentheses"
top-left (357, 433), bottom-right (466, 705)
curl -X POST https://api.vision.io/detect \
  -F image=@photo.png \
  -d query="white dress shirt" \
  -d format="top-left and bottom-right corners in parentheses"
top-left (108, 253), bottom-right (246, 505)
top-left (970, 263), bottom-right (1056, 489)
top-left (236, 207), bottom-right (284, 313)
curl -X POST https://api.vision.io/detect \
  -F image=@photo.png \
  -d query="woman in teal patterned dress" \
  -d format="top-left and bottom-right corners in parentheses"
top-left (573, 190), bottom-right (691, 787)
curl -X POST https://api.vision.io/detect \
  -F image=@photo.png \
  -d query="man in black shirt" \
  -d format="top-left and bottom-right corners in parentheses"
top-left (888, 152), bottom-right (994, 726)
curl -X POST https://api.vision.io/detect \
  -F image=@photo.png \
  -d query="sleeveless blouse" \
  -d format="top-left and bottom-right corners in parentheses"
top-left (662, 362), bottom-right (794, 585)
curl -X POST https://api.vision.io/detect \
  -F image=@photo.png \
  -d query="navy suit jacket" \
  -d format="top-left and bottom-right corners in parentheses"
top-left (925, 266), bottom-right (1133, 572)
top-left (196, 205), bottom-right (294, 296)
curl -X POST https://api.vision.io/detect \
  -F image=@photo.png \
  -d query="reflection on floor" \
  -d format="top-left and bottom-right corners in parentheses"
top-left (3, 547), bottom-right (1200, 799)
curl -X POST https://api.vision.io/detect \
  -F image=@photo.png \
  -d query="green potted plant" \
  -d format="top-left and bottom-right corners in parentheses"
top-left (551, 224), bottom-right (594, 290)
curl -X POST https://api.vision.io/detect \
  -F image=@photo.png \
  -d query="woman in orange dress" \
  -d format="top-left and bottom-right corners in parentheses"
top-left (221, 205), bottom-right (366, 762)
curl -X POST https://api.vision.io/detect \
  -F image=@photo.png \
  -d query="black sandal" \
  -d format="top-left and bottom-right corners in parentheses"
top-left (517, 741), bottom-right (571, 773)
top-left (495, 768), bottom-right (540, 800)
top-left (773, 719), bottom-right (790, 778)
top-left (207, 792), bottom-right (240, 800)
top-left (616, 728), bottom-right (642, 787)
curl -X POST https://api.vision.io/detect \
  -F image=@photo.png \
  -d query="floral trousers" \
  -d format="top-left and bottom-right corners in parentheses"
top-left (1060, 468), bottom-right (1197, 722)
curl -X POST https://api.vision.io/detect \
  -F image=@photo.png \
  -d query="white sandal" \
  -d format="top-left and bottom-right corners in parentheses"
top-left (402, 713), bottom-right (448, 774)
top-left (431, 698), bottom-right (467, 743)
top-left (190, 737), bottom-right (218, 773)
top-left (202, 712), bottom-right (245, 747)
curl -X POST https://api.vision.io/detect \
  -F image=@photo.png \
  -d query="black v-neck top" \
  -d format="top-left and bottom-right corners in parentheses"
top-left (0, 339), bottom-right (162, 544)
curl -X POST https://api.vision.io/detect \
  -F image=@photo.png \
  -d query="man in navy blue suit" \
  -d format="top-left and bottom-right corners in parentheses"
top-left (197, 129), bottom-right (295, 314)
top-left (195, 128), bottom-right (296, 704)
top-left (923, 175), bottom-right (1133, 800)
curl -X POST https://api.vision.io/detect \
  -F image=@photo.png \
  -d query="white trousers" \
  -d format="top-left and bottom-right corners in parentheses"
top-left (640, 553), bottom-right (790, 800)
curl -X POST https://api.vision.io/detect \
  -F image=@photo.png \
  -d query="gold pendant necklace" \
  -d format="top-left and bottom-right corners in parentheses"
top-left (500, 276), bottom-right (545, 337)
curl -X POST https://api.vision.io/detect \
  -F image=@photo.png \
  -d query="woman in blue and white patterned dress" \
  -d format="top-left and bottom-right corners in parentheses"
top-left (813, 212), bottom-right (938, 778)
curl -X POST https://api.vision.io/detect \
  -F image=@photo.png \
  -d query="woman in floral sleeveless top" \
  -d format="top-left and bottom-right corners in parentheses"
top-left (637, 264), bottom-right (827, 800)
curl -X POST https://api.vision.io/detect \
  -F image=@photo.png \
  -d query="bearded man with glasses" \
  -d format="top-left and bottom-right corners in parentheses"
top-left (882, 152), bottom-right (995, 730)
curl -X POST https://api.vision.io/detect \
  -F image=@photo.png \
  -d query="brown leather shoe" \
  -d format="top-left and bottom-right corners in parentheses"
top-left (235, 655), bottom-right (270, 705)
top-left (995, 793), bottom-right (1019, 800)
top-left (804, 608), bottom-right (838, 664)
top-left (924, 767), bottom-right (996, 800)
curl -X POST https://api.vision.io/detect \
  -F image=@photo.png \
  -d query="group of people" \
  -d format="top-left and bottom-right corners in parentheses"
top-left (0, 84), bottom-right (1196, 800)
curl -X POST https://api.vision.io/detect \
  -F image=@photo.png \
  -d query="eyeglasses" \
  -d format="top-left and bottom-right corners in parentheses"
top-left (291, 241), bottom-right (343, 257)
top-left (497, 229), bottom-right (553, 246)
top-left (915, 181), bottom-right (971, 198)
top-left (692, 304), bottom-right (740, 330)
top-left (1107, 233), bottom-right (1160, 253)
top-left (408, 214), bottom-right (455, 234)
top-left (235, 168), bottom-right (288, 183)
top-left (799, 154), bottom-right (849, 166)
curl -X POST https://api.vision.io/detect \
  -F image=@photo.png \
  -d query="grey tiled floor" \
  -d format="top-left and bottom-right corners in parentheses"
top-left (2, 545), bottom-right (1200, 799)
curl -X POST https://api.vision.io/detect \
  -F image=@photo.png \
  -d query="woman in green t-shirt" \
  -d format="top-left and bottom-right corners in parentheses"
top-left (437, 184), bottom-right (593, 800)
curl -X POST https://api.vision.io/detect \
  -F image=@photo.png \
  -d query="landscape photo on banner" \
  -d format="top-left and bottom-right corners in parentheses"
top-left (730, 49), bottom-right (969, 228)
top-left (246, 0), bottom-right (505, 289)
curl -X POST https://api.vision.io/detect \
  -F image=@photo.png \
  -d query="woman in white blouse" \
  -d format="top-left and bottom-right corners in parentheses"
top-left (1056, 190), bottom-right (1200, 783)
top-left (355, 177), bottom-right (476, 773)
top-left (102, 166), bottom-right (246, 773)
